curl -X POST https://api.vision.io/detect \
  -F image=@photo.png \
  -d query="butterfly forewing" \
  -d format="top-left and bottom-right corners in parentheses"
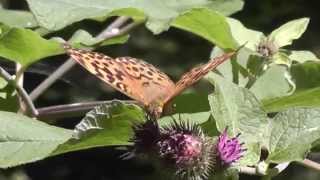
top-left (64, 44), bottom-right (236, 118)
top-left (65, 46), bottom-right (175, 106)
top-left (164, 52), bottom-right (235, 103)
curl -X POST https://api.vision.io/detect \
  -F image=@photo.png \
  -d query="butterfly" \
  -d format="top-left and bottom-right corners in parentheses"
top-left (64, 44), bottom-right (236, 119)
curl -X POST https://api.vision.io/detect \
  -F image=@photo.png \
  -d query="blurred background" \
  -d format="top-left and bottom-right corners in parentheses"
top-left (1, 0), bottom-right (320, 179)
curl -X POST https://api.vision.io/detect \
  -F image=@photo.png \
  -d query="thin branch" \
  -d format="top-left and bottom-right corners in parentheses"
top-left (30, 16), bottom-right (140, 101)
top-left (0, 66), bottom-right (38, 117)
top-left (36, 100), bottom-right (140, 119)
top-left (297, 158), bottom-right (320, 171)
top-left (29, 59), bottom-right (76, 101)
top-left (96, 16), bottom-right (130, 39)
top-left (239, 166), bottom-right (258, 176)
top-left (239, 162), bottom-right (290, 176)
top-left (16, 63), bottom-right (27, 114)
top-left (266, 162), bottom-right (290, 176)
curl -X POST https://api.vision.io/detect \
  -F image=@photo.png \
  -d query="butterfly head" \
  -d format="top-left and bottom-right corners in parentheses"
top-left (147, 101), bottom-right (165, 119)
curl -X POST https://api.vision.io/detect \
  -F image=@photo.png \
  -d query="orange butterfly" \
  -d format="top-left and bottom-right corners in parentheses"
top-left (64, 44), bottom-right (236, 118)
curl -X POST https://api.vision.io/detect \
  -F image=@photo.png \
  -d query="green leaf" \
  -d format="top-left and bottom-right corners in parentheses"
top-left (227, 17), bottom-right (264, 51)
top-left (0, 77), bottom-right (18, 112)
top-left (206, 0), bottom-right (244, 16)
top-left (269, 18), bottom-right (309, 48)
top-left (262, 87), bottom-right (320, 113)
top-left (250, 65), bottom-right (294, 101)
top-left (207, 73), bottom-right (268, 166)
top-left (172, 8), bottom-right (237, 49)
top-left (0, 27), bottom-right (63, 67)
top-left (272, 52), bottom-right (291, 66)
top-left (159, 112), bottom-right (219, 136)
top-left (0, 111), bottom-right (72, 168)
top-left (0, 9), bottom-right (38, 28)
top-left (69, 29), bottom-right (129, 47)
top-left (266, 108), bottom-right (320, 163)
top-left (289, 50), bottom-right (320, 63)
top-left (159, 112), bottom-right (211, 126)
top-left (53, 101), bottom-right (145, 155)
top-left (291, 62), bottom-right (320, 90)
top-left (264, 61), bottom-right (320, 112)
top-left (26, 0), bottom-right (243, 34)
top-left (172, 93), bottom-right (210, 113)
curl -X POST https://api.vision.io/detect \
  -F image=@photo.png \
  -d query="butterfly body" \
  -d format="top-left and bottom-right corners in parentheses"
top-left (64, 44), bottom-right (235, 118)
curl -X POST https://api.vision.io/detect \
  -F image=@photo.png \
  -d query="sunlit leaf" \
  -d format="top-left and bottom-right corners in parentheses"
top-left (0, 111), bottom-right (72, 168)
top-left (53, 101), bottom-right (145, 155)
top-left (207, 73), bottom-right (268, 166)
top-left (0, 26), bottom-right (63, 67)
top-left (269, 18), bottom-right (309, 48)
top-left (26, 0), bottom-right (243, 34)
top-left (266, 107), bottom-right (320, 163)
top-left (172, 8), bottom-right (237, 49)
top-left (0, 9), bottom-right (38, 28)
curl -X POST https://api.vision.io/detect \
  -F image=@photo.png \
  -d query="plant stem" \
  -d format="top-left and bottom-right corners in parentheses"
top-left (16, 63), bottom-right (27, 114)
top-left (0, 66), bottom-right (38, 117)
top-left (239, 162), bottom-right (289, 176)
top-left (36, 100), bottom-right (140, 119)
top-left (30, 16), bottom-right (141, 101)
top-left (297, 158), bottom-right (320, 171)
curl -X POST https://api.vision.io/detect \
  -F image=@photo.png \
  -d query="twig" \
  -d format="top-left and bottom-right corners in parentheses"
top-left (29, 59), bottom-right (76, 101)
top-left (36, 100), bottom-right (140, 119)
top-left (239, 166), bottom-right (258, 175)
top-left (267, 162), bottom-right (290, 176)
top-left (297, 158), bottom-right (320, 171)
top-left (239, 162), bottom-right (289, 176)
top-left (15, 63), bottom-right (27, 114)
top-left (0, 66), bottom-right (38, 117)
top-left (30, 16), bottom-right (141, 101)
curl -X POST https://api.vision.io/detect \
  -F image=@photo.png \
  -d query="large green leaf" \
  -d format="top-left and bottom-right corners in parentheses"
top-left (266, 108), bottom-right (320, 163)
top-left (26, 0), bottom-right (243, 34)
top-left (250, 65), bottom-right (294, 101)
top-left (172, 8), bottom-right (237, 49)
top-left (289, 50), bottom-right (320, 64)
top-left (0, 9), bottom-right (38, 28)
top-left (0, 26), bottom-right (63, 67)
top-left (0, 111), bottom-right (72, 168)
top-left (227, 17), bottom-right (264, 51)
top-left (263, 62), bottom-right (320, 112)
top-left (159, 112), bottom-right (217, 136)
top-left (207, 73), bottom-right (268, 166)
top-left (269, 18), bottom-right (309, 48)
top-left (291, 61), bottom-right (320, 90)
top-left (53, 101), bottom-right (145, 155)
top-left (262, 87), bottom-right (320, 113)
top-left (171, 93), bottom-right (210, 113)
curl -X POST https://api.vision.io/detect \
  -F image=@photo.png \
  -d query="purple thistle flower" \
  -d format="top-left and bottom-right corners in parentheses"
top-left (216, 128), bottom-right (245, 165)
top-left (130, 119), bottom-right (161, 155)
top-left (157, 121), bottom-right (215, 180)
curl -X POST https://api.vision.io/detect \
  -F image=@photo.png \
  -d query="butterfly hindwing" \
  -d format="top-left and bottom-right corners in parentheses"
top-left (64, 44), bottom-right (235, 118)
top-left (114, 57), bottom-right (175, 105)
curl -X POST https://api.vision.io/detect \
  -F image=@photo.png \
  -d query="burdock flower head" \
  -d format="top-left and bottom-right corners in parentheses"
top-left (157, 121), bottom-right (216, 180)
top-left (216, 128), bottom-right (245, 166)
top-left (131, 119), bottom-right (161, 155)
